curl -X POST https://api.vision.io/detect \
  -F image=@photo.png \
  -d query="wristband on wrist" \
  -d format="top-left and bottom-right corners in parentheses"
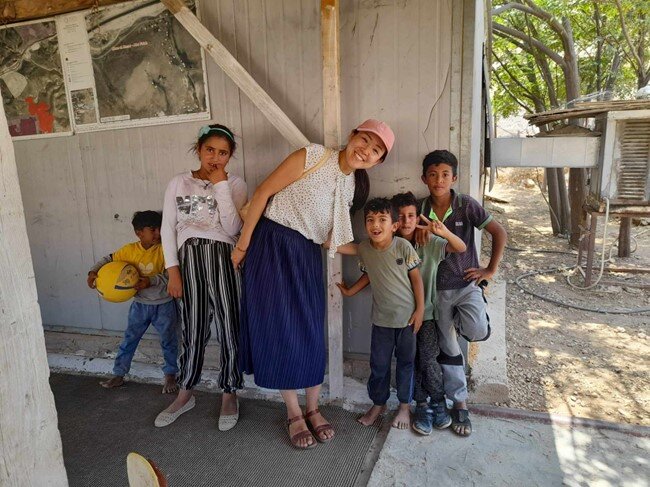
top-left (235, 245), bottom-right (247, 253)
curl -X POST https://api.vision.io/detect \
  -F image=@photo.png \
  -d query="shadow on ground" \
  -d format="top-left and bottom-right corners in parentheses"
top-left (367, 412), bottom-right (649, 486)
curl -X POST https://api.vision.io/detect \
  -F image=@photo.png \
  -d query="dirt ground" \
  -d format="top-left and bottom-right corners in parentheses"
top-left (483, 168), bottom-right (649, 426)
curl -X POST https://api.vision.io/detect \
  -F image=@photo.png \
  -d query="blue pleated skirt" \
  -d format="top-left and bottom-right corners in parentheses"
top-left (239, 217), bottom-right (325, 389)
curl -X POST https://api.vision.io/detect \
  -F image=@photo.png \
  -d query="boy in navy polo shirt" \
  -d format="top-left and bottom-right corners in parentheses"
top-left (418, 150), bottom-right (506, 437)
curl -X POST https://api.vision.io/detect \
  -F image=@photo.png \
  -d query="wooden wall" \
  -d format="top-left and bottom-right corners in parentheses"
top-left (13, 0), bottom-right (454, 354)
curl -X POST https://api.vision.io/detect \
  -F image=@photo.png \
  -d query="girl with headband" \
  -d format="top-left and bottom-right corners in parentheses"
top-left (156, 124), bottom-right (246, 431)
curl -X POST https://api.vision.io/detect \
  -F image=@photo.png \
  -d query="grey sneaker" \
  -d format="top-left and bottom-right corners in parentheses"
top-left (430, 400), bottom-right (452, 429)
top-left (412, 404), bottom-right (433, 436)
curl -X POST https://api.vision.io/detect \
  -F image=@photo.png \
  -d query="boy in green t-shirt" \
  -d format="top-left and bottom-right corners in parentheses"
top-left (337, 198), bottom-right (424, 430)
top-left (391, 192), bottom-right (466, 435)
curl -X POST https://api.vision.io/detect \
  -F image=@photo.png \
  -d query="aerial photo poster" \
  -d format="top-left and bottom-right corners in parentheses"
top-left (0, 0), bottom-right (209, 138)
top-left (0, 19), bottom-right (71, 139)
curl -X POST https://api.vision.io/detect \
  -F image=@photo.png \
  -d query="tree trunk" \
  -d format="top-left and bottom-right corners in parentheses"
top-left (604, 52), bottom-right (622, 100)
top-left (568, 168), bottom-right (586, 246)
top-left (561, 17), bottom-right (588, 247)
top-left (556, 168), bottom-right (571, 234)
top-left (546, 168), bottom-right (561, 235)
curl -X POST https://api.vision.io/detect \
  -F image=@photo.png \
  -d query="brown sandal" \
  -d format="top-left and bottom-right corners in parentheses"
top-left (305, 409), bottom-right (335, 443)
top-left (287, 415), bottom-right (317, 450)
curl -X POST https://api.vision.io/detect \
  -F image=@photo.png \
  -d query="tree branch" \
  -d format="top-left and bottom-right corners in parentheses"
top-left (493, 29), bottom-right (527, 52)
top-left (492, 50), bottom-right (543, 106)
top-left (635, 11), bottom-right (648, 88)
top-left (523, 56), bottom-right (548, 111)
top-left (614, 0), bottom-right (644, 72)
top-left (493, 22), bottom-right (566, 67)
top-left (642, 72), bottom-right (650, 88)
top-left (594, 2), bottom-right (602, 94)
top-left (521, 0), bottom-right (568, 39)
top-left (533, 52), bottom-right (559, 107)
top-left (523, 16), bottom-right (558, 107)
top-left (492, 2), bottom-right (537, 17)
top-left (604, 34), bottom-right (637, 71)
top-left (561, 16), bottom-right (580, 101)
top-left (492, 68), bottom-right (535, 114)
top-left (493, 0), bottom-right (577, 95)
top-left (604, 51), bottom-right (622, 99)
top-left (493, 0), bottom-right (567, 40)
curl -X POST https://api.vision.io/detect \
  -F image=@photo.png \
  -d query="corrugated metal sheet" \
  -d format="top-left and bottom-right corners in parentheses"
top-left (13, 0), bottom-right (453, 353)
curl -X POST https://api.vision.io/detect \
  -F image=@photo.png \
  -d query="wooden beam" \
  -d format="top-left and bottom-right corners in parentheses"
top-left (448, 0), bottom-right (463, 158)
top-left (0, 0), bottom-right (132, 23)
top-left (604, 267), bottom-right (650, 274)
top-left (0, 72), bottom-right (68, 486)
top-left (321, 0), bottom-right (341, 149)
top-left (597, 279), bottom-right (650, 289)
top-left (321, 0), bottom-right (343, 402)
top-left (161, 0), bottom-right (309, 149)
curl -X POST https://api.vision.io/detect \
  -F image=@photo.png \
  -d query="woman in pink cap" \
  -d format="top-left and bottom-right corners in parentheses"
top-left (233, 120), bottom-right (394, 449)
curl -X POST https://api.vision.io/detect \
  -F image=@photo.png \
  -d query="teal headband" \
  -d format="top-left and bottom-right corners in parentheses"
top-left (198, 125), bottom-right (234, 142)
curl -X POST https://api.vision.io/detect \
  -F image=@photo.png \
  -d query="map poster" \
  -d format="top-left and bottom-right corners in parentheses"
top-left (67, 0), bottom-right (210, 132)
top-left (0, 19), bottom-right (72, 139)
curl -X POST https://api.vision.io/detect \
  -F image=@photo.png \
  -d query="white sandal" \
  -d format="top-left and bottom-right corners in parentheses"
top-left (218, 399), bottom-right (239, 431)
top-left (154, 395), bottom-right (196, 427)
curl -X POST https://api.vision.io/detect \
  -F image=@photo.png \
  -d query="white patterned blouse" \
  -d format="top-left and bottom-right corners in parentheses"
top-left (265, 143), bottom-right (356, 257)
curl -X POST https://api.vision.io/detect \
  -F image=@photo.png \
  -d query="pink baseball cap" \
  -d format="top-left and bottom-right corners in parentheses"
top-left (356, 119), bottom-right (395, 155)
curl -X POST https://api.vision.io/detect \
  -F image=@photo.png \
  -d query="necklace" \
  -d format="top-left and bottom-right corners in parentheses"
top-left (193, 170), bottom-right (211, 189)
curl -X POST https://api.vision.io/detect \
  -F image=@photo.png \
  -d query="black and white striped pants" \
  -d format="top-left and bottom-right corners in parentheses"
top-left (178, 238), bottom-right (243, 392)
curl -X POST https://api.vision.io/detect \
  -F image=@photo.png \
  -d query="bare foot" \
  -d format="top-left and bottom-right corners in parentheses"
top-left (357, 405), bottom-right (386, 426)
top-left (162, 374), bottom-right (178, 394)
top-left (100, 376), bottom-right (124, 389)
top-left (451, 415), bottom-right (472, 436)
top-left (288, 417), bottom-right (316, 448)
top-left (451, 401), bottom-right (472, 436)
top-left (391, 403), bottom-right (411, 429)
top-left (163, 389), bottom-right (193, 414)
top-left (221, 392), bottom-right (238, 415)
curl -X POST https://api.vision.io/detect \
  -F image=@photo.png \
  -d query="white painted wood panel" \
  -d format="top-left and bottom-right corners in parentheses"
top-left (14, 136), bottom-right (100, 330)
top-left (340, 0), bottom-right (453, 353)
top-left (492, 137), bottom-right (600, 169)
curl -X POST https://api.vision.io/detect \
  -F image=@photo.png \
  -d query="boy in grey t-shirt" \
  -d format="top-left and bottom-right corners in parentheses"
top-left (337, 198), bottom-right (424, 430)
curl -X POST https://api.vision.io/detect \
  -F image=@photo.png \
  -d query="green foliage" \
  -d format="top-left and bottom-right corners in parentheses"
top-left (491, 0), bottom-right (649, 118)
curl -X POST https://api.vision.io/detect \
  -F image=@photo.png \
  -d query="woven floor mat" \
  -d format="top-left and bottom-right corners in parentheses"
top-left (51, 374), bottom-right (381, 486)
